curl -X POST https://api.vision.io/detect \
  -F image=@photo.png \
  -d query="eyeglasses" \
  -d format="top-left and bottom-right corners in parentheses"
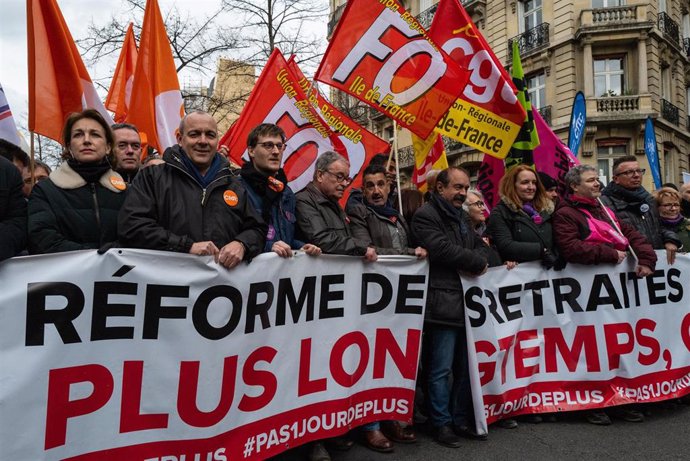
top-left (257, 142), bottom-right (286, 151)
top-left (322, 170), bottom-right (352, 184)
top-left (467, 200), bottom-right (485, 208)
top-left (659, 203), bottom-right (680, 209)
top-left (615, 168), bottom-right (646, 177)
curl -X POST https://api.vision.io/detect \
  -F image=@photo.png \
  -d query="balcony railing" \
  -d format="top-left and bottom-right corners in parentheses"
top-left (684, 37), bottom-right (690, 57)
top-left (508, 23), bottom-right (550, 59)
top-left (537, 105), bottom-right (552, 126)
top-left (595, 95), bottom-right (639, 113)
top-left (327, 3), bottom-right (346, 37)
top-left (397, 145), bottom-right (415, 168)
top-left (416, 3), bottom-right (438, 30)
top-left (658, 12), bottom-right (680, 44)
top-left (661, 98), bottom-right (679, 125)
top-left (591, 5), bottom-right (637, 23)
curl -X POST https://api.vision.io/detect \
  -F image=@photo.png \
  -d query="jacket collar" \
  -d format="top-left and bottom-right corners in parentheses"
top-left (50, 161), bottom-right (125, 193)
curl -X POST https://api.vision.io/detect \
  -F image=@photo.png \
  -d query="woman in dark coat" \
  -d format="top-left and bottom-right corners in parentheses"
top-left (487, 165), bottom-right (559, 270)
top-left (28, 109), bottom-right (127, 254)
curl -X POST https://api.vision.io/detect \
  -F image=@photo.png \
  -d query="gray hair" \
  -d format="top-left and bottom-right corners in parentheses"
top-left (313, 151), bottom-right (349, 180)
top-left (564, 164), bottom-right (597, 192)
top-left (462, 188), bottom-right (483, 212)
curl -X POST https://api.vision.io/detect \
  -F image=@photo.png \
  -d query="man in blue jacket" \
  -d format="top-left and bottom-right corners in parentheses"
top-left (238, 123), bottom-right (321, 258)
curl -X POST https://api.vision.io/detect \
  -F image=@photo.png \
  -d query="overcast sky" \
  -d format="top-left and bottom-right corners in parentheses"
top-left (0, 0), bottom-right (327, 134)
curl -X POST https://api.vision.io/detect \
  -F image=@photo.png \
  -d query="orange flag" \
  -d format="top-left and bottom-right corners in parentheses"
top-left (127, 0), bottom-right (184, 154)
top-left (105, 23), bottom-right (138, 123)
top-left (28, 0), bottom-right (113, 142)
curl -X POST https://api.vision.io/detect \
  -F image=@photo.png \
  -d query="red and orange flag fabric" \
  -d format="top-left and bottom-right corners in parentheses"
top-left (105, 23), bottom-right (138, 123)
top-left (28, 0), bottom-right (112, 142)
top-left (127, 0), bottom-right (184, 154)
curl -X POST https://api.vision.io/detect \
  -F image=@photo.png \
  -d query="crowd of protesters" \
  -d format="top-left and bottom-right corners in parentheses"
top-left (2, 109), bottom-right (690, 460)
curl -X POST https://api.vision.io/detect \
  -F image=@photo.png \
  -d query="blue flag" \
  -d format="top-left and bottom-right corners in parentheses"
top-left (644, 116), bottom-right (662, 189)
top-left (567, 91), bottom-right (586, 157)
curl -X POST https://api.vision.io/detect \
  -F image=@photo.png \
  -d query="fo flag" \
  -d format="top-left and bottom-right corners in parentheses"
top-left (105, 23), bottom-right (138, 123)
top-left (567, 91), bottom-right (586, 157)
top-left (221, 49), bottom-right (365, 199)
top-left (28, 0), bottom-right (113, 142)
top-left (315, 0), bottom-right (469, 139)
top-left (644, 116), bottom-right (662, 190)
top-left (286, 57), bottom-right (390, 195)
top-left (428, 0), bottom-right (525, 159)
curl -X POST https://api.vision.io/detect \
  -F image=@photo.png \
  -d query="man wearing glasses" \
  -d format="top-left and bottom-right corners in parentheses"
top-left (601, 155), bottom-right (681, 265)
top-left (238, 123), bottom-right (321, 258)
top-left (111, 123), bottom-right (143, 184)
top-left (296, 151), bottom-right (377, 260)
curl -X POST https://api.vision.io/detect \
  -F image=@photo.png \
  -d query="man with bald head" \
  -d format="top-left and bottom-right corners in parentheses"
top-left (119, 111), bottom-right (266, 268)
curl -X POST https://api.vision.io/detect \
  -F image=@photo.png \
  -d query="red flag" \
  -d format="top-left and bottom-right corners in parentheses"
top-left (315, 0), bottom-right (469, 139)
top-left (127, 0), bottom-right (184, 154)
top-left (286, 57), bottom-right (390, 197)
top-left (105, 23), bottom-right (138, 123)
top-left (428, 0), bottom-right (526, 158)
top-left (27, 0), bottom-right (112, 142)
top-left (220, 49), bottom-right (381, 204)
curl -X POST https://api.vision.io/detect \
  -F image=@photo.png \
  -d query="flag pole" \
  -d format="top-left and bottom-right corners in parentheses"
top-left (30, 132), bottom-right (36, 186)
top-left (392, 121), bottom-right (403, 214)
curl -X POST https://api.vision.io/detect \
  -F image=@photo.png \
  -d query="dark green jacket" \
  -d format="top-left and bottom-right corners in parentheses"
top-left (28, 162), bottom-right (126, 254)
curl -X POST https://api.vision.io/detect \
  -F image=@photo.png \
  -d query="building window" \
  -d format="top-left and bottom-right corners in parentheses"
top-left (519, 0), bottom-right (542, 33)
top-left (594, 57), bottom-right (624, 97)
top-left (661, 65), bottom-right (671, 100)
top-left (527, 73), bottom-right (546, 109)
top-left (659, 0), bottom-right (667, 14)
top-left (419, 0), bottom-right (433, 13)
top-left (597, 142), bottom-right (628, 185)
top-left (592, 0), bottom-right (624, 7)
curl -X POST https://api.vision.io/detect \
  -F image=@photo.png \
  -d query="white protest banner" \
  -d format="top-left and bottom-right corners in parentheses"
top-left (0, 250), bottom-right (427, 460)
top-left (462, 251), bottom-right (690, 434)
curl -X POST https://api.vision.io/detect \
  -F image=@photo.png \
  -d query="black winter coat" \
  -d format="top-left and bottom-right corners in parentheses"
top-left (28, 162), bottom-right (126, 254)
top-left (118, 147), bottom-right (266, 259)
top-left (347, 202), bottom-right (416, 255)
top-left (601, 184), bottom-right (680, 249)
top-left (411, 193), bottom-right (492, 326)
top-left (0, 156), bottom-right (27, 261)
top-left (295, 183), bottom-right (369, 256)
top-left (487, 199), bottom-right (556, 262)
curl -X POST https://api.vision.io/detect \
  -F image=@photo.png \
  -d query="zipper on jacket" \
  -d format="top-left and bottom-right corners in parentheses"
top-left (90, 183), bottom-right (102, 244)
top-left (167, 158), bottom-right (230, 207)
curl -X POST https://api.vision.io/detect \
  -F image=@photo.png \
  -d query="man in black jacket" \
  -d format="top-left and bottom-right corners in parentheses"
top-left (411, 166), bottom-right (492, 448)
top-left (0, 155), bottom-right (26, 261)
top-left (111, 123), bottom-right (142, 184)
top-left (118, 111), bottom-right (266, 268)
top-left (601, 155), bottom-right (681, 263)
top-left (296, 151), bottom-right (377, 261)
